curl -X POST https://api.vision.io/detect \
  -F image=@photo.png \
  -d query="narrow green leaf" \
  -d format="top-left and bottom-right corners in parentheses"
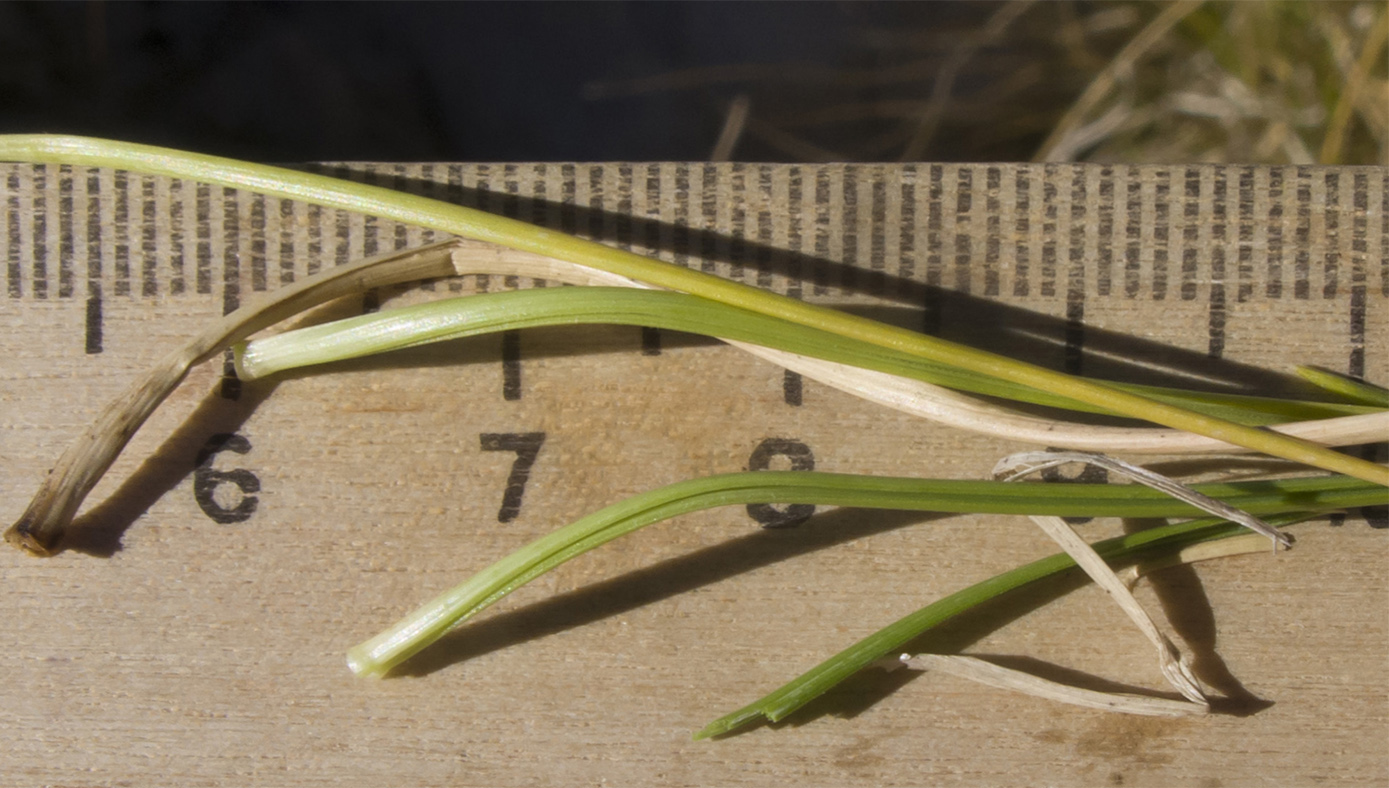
top-left (238, 287), bottom-right (1380, 426)
top-left (345, 472), bottom-right (1384, 679)
top-left (696, 511), bottom-right (1320, 739)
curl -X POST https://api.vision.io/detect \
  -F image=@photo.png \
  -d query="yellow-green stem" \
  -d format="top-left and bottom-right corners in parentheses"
top-left (3, 135), bottom-right (1384, 486)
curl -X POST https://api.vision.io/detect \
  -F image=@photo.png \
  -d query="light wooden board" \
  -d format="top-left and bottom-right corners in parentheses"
top-left (1, 162), bottom-right (1386, 786)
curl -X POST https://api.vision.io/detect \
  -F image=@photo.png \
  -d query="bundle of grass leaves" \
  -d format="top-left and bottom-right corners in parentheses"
top-left (2, 135), bottom-right (1385, 737)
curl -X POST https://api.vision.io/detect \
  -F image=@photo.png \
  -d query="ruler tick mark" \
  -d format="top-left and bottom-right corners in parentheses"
top-left (983, 166), bottom-right (1000, 297)
top-left (1265, 168), bottom-right (1284, 299)
top-left (1208, 169), bottom-right (1228, 358)
top-left (58, 166), bottom-right (74, 299)
top-left (898, 172), bottom-right (917, 285)
top-left (1153, 169), bottom-right (1170, 300)
top-left (169, 179), bottom-right (186, 295)
top-left (196, 182), bottom-right (212, 294)
top-left (6, 170), bottom-right (19, 298)
top-left (1180, 167), bottom-right (1199, 301)
top-left (32, 165), bottom-right (48, 300)
top-left (1324, 172), bottom-right (1341, 299)
top-left (221, 186), bottom-right (242, 400)
top-left (953, 167), bottom-right (972, 295)
top-left (502, 330), bottom-right (522, 401)
top-left (114, 171), bottom-right (130, 298)
top-left (84, 167), bottom-right (102, 353)
top-left (1294, 167), bottom-right (1311, 299)
top-left (1012, 168), bottom-right (1030, 297)
top-left (1236, 167), bottom-right (1255, 303)
top-left (141, 176), bottom-right (158, 297)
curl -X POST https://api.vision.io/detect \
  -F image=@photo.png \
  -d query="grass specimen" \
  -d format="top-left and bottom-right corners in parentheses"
top-left (1, 134), bottom-right (1385, 736)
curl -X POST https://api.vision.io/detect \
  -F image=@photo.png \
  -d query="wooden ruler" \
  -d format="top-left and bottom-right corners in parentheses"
top-left (1, 162), bottom-right (1385, 786)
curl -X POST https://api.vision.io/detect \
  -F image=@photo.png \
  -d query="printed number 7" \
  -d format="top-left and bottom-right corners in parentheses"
top-left (479, 432), bottom-right (546, 523)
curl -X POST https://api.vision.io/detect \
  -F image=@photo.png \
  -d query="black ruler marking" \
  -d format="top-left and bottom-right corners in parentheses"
top-left (1096, 166), bottom-right (1114, 297)
top-left (1265, 168), bottom-right (1284, 299)
top-left (1181, 167), bottom-right (1200, 301)
top-left (787, 165), bottom-right (806, 298)
top-left (196, 181), bottom-right (213, 294)
top-left (1065, 166), bottom-right (1087, 375)
top-left (898, 167), bottom-right (917, 285)
top-left (32, 165), bottom-right (48, 300)
top-left (615, 163), bottom-right (634, 252)
top-left (5, 170), bottom-right (19, 298)
top-left (783, 164), bottom-right (805, 404)
top-left (360, 168), bottom-right (379, 260)
top-left (1380, 169), bottom-right (1388, 298)
top-left (953, 167), bottom-right (972, 295)
top-left (1294, 167), bottom-right (1312, 300)
top-left (501, 329), bottom-right (522, 401)
top-left (279, 198), bottom-right (296, 286)
top-left (700, 164), bottom-right (719, 275)
top-left (559, 163), bottom-right (578, 242)
top-left (833, 165), bottom-right (854, 292)
top-left (1123, 167), bottom-right (1141, 299)
top-left (728, 163), bottom-right (749, 281)
top-left (501, 163), bottom-right (520, 222)
top-left (333, 194), bottom-right (351, 270)
top-left (585, 164), bottom-right (604, 278)
top-left (1350, 172), bottom-right (1369, 379)
top-left (220, 186), bottom-right (242, 399)
top-left (531, 163), bottom-right (550, 286)
top-left (58, 165), bottom-right (74, 299)
top-left (921, 164), bottom-right (943, 336)
top-left (1153, 168), bottom-right (1170, 300)
top-left (114, 171), bottom-right (130, 298)
top-left (983, 166), bottom-right (1000, 297)
top-left (640, 163), bottom-right (663, 357)
top-left (671, 163), bottom-right (691, 267)
top-left (811, 168), bottom-right (830, 296)
top-left (141, 176), bottom-right (158, 297)
top-left (169, 178), bottom-right (186, 295)
top-left (84, 167), bottom-right (103, 354)
top-left (1012, 167), bottom-right (1030, 298)
top-left (926, 164), bottom-right (943, 291)
top-left (1324, 171), bottom-right (1341, 298)
top-left (870, 171), bottom-right (888, 296)
top-left (1040, 165), bottom-right (1058, 298)
top-left (1208, 168), bottom-right (1228, 358)
top-left (1236, 166), bottom-right (1255, 304)
top-left (306, 203), bottom-right (323, 277)
top-left (755, 164), bottom-right (774, 290)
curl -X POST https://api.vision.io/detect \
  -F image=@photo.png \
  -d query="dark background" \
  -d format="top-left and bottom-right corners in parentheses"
top-left (0, 1), bottom-right (1100, 163)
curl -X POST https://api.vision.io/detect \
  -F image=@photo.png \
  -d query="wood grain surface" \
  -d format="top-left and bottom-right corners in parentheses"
top-left (1, 162), bottom-right (1385, 787)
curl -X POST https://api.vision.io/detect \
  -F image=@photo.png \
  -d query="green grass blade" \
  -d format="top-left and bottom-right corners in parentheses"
top-left (695, 511), bottom-right (1320, 739)
top-left (237, 287), bottom-right (1380, 426)
top-left (1296, 366), bottom-right (1389, 408)
top-left (345, 471), bottom-right (1384, 678)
